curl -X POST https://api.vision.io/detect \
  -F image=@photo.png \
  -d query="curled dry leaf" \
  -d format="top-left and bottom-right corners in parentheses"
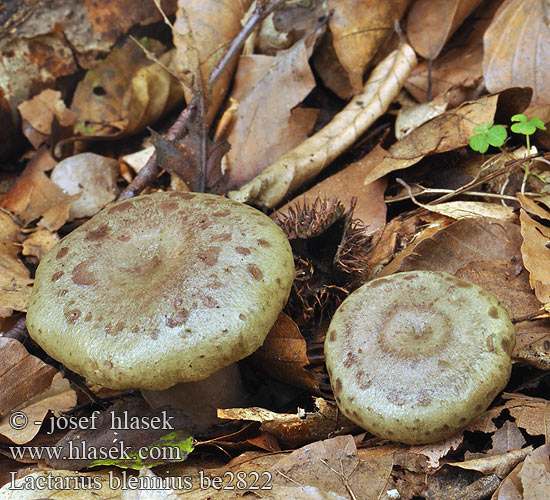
top-left (229, 43), bottom-right (417, 208)
top-left (250, 312), bottom-right (320, 393)
top-left (173, 0), bottom-right (253, 124)
top-left (22, 229), bottom-right (59, 261)
top-left (518, 195), bottom-right (550, 308)
top-left (218, 397), bottom-right (356, 447)
top-left (484, 0), bottom-right (550, 107)
top-left (328, 0), bottom-right (410, 92)
top-left (449, 447), bottom-right (533, 479)
top-left (0, 210), bottom-right (32, 317)
top-left (0, 338), bottom-right (57, 417)
top-left (270, 435), bottom-right (395, 500)
top-left (17, 89), bottom-right (77, 149)
top-left (0, 148), bottom-right (78, 231)
top-left (71, 39), bottom-right (185, 136)
top-left (407, 0), bottom-right (483, 60)
top-left (0, 373), bottom-right (76, 445)
top-left (224, 34), bottom-right (318, 190)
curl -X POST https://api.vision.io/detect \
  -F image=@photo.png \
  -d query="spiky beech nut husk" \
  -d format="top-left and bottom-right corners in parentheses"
top-left (324, 270), bottom-right (516, 444)
top-left (26, 192), bottom-right (295, 390)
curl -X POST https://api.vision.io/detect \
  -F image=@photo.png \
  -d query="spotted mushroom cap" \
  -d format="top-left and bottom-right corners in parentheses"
top-left (27, 192), bottom-right (295, 390)
top-left (324, 270), bottom-right (516, 444)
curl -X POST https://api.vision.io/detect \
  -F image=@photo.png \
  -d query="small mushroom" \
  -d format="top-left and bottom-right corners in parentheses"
top-left (324, 270), bottom-right (516, 444)
top-left (26, 192), bottom-right (295, 427)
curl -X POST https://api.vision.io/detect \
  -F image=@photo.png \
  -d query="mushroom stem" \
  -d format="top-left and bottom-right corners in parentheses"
top-left (141, 364), bottom-right (246, 432)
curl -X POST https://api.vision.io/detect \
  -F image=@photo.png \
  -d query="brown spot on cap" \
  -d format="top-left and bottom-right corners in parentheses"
top-left (169, 191), bottom-right (194, 200)
top-left (334, 378), bottom-right (343, 393)
top-left (212, 232), bottom-right (232, 242)
top-left (117, 234), bottom-right (131, 242)
top-left (166, 308), bottom-right (189, 327)
top-left (258, 239), bottom-right (271, 247)
top-left (201, 296), bottom-right (219, 308)
top-left (236, 246), bottom-right (251, 255)
top-left (105, 322), bottom-right (125, 336)
top-left (52, 271), bottom-right (64, 282)
top-left (72, 260), bottom-right (98, 286)
top-left (328, 330), bottom-right (337, 342)
top-left (108, 200), bottom-right (133, 214)
top-left (212, 209), bottom-right (231, 217)
top-left (84, 223), bottom-right (111, 242)
top-left (65, 309), bottom-right (81, 324)
top-left (58, 289), bottom-right (68, 297)
top-left (343, 352), bottom-right (355, 368)
top-left (247, 263), bottom-right (263, 280)
top-left (159, 201), bottom-right (179, 212)
top-left (56, 247), bottom-right (69, 259)
top-left (387, 390), bottom-right (407, 406)
top-left (456, 280), bottom-right (473, 288)
top-left (417, 390), bottom-right (432, 406)
top-left (198, 246), bottom-right (221, 266)
top-left (488, 306), bottom-right (499, 319)
top-left (239, 313), bottom-right (246, 320)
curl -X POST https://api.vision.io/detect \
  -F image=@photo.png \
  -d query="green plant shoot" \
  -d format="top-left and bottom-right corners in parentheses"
top-left (511, 114), bottom-right (547, 193)
top-left (469, 121), bottom-right (507, 153)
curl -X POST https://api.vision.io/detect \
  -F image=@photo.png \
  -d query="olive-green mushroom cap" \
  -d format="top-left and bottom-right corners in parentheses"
top-left (27, 192), bottom-right (295, 390)
top-left (324, 270), bottom-right (516, 444)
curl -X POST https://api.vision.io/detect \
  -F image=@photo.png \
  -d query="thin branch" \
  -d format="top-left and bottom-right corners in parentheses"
top-left (210, 0), bottom-right (286, 88)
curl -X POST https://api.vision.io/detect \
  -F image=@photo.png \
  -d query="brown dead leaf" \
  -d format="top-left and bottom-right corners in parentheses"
top-left (21, 229), bottom-right (60, 261)
top-left (83, 0), bottom-right (177, 44)
top-left (328, 0), bottom-right (410, 91)
top-left (312, 31), bottom-right (355, 100)
top-left (0, 148), bottom-right (78, 231)
top-left (0, 338), bottom-right (57, 417)
top-left (275, 145), bottom-right (388, 235)
top-left (407, 0), bottom-right (483, 60)
top-left (270, 435), bottom-right (394, 500)
top-left (71, 38), bottom-right (184, 136)
top-left (229, 43), bottom-right (417, 208)
top-left (0, 373), bottom-right (76, 445)
top-left (17, 89), bottom-right (77, 149)
top-left (518, 202), bottom-right (550, 306)
top-left (0, 210), bottom-right (33, 317)
top-left (224, 35), bottom-right (318, 190)
top-left (409, 433), bottom-right (464, 468)
top-left (484, 0), bottom-right (550, 107)
top-left (250, 312), bottom-right (320, 393)
top-left (218, 398), bottom-right (356, 448)
top-left (520, 444), bottom-right (550, 499)
top-left (365, 211), bottom-right (454, 277)
top-left (450, 446), bottom-right (533, 479)
top-left (173, 0), bottom-right (253, 125)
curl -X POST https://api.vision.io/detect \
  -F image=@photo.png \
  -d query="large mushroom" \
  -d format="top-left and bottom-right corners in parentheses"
top-left (26, 191), bottom-right (295, 427)
top-left (324, 270), bottom-right (516, 444)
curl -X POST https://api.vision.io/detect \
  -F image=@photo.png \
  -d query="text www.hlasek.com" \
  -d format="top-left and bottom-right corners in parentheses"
top-left (9, 440), bottom-right (171, 462)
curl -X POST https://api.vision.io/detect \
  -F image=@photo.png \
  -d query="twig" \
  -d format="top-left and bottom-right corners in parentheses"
top-left (119, 0), bottom-right (286, 199)
top-left (386, 186), bottom-right (521, 203)
top-left (210, 0), bottom-right (286, 88)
